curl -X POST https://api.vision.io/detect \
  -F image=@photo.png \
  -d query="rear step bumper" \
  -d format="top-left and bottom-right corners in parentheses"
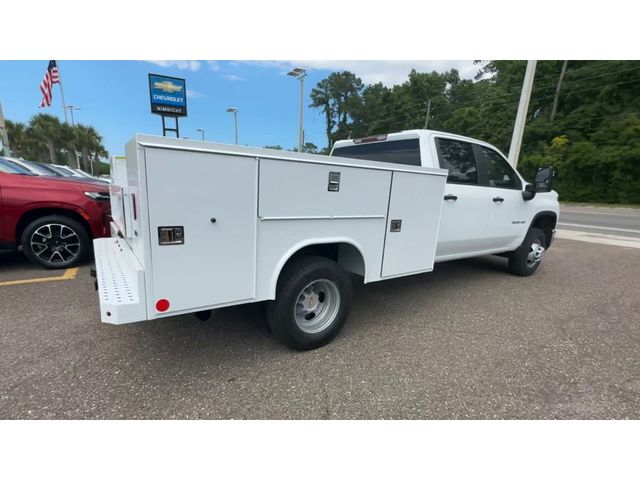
top-left (93, 237), bottom-right (147, 325)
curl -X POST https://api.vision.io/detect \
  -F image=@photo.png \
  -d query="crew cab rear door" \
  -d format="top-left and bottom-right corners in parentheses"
top-left (432, 136), bottom-right (492, 258)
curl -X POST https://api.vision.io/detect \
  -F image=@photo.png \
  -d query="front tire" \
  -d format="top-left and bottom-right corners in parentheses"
top-left (21, 215), bottom-right (91, 269)
top-left (508, 227), bottom-right (547, 277)
top-left (267, 255), bottom-right (353, 350)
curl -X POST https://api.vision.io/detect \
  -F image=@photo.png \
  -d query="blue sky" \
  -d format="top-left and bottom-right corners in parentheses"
top-left (0, 60), bottom-right (476, 156)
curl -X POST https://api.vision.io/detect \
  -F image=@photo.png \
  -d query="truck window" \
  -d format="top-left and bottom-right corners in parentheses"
top-left (475, 145), bottom-right (522, 190)
top-left (332, 139), bottom-right (421, 166)
top-left (434, 138), bottom-right (478, 184)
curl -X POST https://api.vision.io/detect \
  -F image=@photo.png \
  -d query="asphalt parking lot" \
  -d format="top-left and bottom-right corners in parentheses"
top-left (1, 236), bottom-right (639, 419)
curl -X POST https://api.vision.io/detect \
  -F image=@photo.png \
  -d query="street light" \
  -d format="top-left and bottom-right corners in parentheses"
top-left (197, 128), bottom-right (205, 141)
top-left (63, 105), bottom-right (81, 125)
top-left (226, 108), bottom-right (238, 145)
top-left (287, 67), bottom-right (307, 152)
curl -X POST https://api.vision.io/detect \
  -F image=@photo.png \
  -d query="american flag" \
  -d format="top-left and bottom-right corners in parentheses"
top-left (39, 60), bottom-right (60, 108)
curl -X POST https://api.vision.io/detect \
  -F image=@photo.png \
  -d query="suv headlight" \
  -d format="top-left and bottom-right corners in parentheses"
top-left (85, 191), bottom-right (110, 202)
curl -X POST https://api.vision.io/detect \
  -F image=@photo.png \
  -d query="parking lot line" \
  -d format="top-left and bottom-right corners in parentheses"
top-left (0, 267), bottom-right (79, 287)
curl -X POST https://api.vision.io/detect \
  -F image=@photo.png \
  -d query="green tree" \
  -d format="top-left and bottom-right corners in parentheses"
top-left (5, 120), bottom-right (30, 158)
top-left (27, 113), bottom-right (64, 163)
top-left (70, 124), bottom-right (106, 172)
top-left (310, 71), bottom-right (364, 147)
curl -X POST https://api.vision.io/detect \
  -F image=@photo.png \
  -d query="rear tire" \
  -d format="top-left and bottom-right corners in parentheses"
top-left (21, 215), bottom-right (91, 269)
top-left (508, 227), bottom-right (546, 277)
top-left (267, 255), bottom-right (353, 350)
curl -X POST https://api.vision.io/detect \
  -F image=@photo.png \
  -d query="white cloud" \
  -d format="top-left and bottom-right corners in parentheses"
top-left (240, 60), bottom-right (481, 86)
top-left (187, 89), bottom-right (205, 98)
top-left (207, 61), bottom-right (220, 71)
top-left (221, 74), bottom-right (247, 82)
top-left (145, 60), bottom-right (202, 72)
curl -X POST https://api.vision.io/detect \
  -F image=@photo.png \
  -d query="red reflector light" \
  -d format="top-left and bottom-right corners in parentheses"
top-left (156, 299), bottom-right (170, 312)
top-left (353, 134), bottom-right (387, 144)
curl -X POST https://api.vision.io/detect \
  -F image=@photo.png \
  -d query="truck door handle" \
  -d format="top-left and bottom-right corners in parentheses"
top-left (443, 194), bottom-right (458, 201)
top-left (492, 196), bottom-right (504, 203)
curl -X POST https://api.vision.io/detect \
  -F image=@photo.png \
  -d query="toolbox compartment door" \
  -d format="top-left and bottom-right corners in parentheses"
top-left (145, 148), bottom-right (257, 314)
top-left (381, 171), bottom-right (446, 277)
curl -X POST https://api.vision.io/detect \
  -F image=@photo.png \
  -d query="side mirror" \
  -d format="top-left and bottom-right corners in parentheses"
top-left (522, 166), bottom-right (556, 201)
top-left (522, 183), bottom-right (536, 201)
top-left (534, 166), bottom-right (556, 193)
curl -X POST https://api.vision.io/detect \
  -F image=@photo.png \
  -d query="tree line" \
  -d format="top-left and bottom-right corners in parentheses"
top-left (5, 114), bottom-right (109, 174)
top-left (309, 61), bottom-right (640, 204)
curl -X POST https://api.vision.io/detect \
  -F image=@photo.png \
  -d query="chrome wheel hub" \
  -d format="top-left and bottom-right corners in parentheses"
top-left (294, 279), bottom-right (340, 334)
top-left (527, 241), bottom-right (545, 268)
top-left (30, 223), bottom-right (81, 264)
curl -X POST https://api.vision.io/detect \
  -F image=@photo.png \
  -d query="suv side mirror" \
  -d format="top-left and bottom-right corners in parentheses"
top-left (522, 166), bottom-right (556, 201)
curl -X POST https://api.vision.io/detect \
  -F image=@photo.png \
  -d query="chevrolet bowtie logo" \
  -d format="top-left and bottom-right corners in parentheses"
top-left (154, 81), bottom-right (183, 93)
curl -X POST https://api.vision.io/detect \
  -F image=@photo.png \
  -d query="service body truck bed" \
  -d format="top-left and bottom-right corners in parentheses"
top-left (95, 135), bottom-right (447, 347)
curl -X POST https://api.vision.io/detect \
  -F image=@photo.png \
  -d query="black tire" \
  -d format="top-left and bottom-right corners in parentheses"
top-left (267, 255), bottom-right (353, 351)
top-left (508, 227), bottom-right (547, 277)
top-left (21, 215), bottom-right (91, 269)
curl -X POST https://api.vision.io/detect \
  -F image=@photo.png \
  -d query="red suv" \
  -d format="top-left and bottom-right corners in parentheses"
top-left (0, 168), bottom-right (111, 269)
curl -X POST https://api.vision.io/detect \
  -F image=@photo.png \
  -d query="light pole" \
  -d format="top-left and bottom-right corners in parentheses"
top-left (63, 105), bottom-right (81, 125)
top-left (197, 128), bottom-right (205, 141)
top-left (287, 67), bottom-right (306, 152)
top-left (226, 108), bottom-right (238, 145)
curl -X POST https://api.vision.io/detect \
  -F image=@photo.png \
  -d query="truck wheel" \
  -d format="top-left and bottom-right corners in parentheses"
top-left (21, 215), bottom-right (91, 269)
top-left (267, 255), bottom-right (353, 350)
top-left (508, 227), bottom-right (546, 277)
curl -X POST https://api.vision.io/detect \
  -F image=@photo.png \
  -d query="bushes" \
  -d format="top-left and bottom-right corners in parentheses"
top-left (519, 126), bottom-right (640, 204)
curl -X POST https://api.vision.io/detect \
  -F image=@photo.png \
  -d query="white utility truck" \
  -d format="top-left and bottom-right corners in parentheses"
top-left (93, 130), bottom-right (558, 350)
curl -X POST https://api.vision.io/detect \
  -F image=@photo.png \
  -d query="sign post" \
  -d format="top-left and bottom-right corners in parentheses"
top-left (148, 74), bottom-right (188, 137)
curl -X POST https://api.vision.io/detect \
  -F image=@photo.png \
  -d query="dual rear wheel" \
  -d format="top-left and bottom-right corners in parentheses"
top-left (266, 256), bottom-right (353, 351)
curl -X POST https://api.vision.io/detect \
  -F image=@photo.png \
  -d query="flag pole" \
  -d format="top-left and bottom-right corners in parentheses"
top-left (56, 60), bottom-right (69, 124)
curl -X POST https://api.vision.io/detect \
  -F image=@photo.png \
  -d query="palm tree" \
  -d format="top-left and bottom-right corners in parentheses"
top-left (5, 120), bottom-right (28, 158)
top-left (27, 114), bottom-right (64, 163)
top-left (71, 124), bottom-right (104, 172)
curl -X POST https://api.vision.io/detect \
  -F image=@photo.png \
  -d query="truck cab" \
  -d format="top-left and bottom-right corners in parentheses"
top-left (331, 129), bottom-right (559, 269)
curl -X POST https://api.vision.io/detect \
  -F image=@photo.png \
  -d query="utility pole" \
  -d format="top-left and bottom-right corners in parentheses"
top-left (508, 60), bottom-right (537, 168)
top-left (550, 60), bottom-right (568, 122)
top-left (423, 99), bottom-right (432, 129)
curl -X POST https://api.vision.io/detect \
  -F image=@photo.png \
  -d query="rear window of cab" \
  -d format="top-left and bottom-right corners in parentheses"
top-left (332, 138), bottom-right (421, 166)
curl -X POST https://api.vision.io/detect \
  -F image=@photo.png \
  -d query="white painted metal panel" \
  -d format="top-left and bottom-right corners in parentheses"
top-left (255, 217), bottom-right (388, 300)
top-left (381, 172), bottom-right (446, 277)
top-left (258, 158), bottom-right (391, 219)
top-left (145, 148), bottom-right (257, 314)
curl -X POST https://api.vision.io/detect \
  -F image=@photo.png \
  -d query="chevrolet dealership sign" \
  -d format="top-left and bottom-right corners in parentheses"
top-left (148, 74), bottom-right (187, 116)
